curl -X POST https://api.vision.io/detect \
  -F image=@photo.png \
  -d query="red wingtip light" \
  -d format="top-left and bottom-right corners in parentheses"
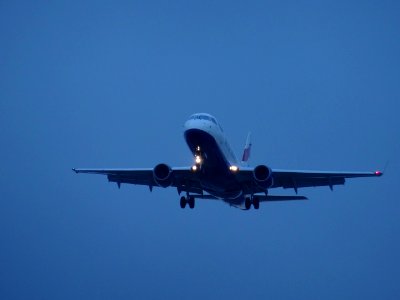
top-left (375, 171), bottom-right (383, 176)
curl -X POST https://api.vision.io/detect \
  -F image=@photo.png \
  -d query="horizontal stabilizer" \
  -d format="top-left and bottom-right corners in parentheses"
top-left (190, 194), bottom-right (307, 201)
top-left (258, 195), bottom-right (308, 202)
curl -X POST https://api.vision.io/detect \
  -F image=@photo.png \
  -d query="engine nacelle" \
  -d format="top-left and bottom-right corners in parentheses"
top-left (153, 163), bottom-right (173, 188)
top-left (253, 164), bottom-right (273, 189)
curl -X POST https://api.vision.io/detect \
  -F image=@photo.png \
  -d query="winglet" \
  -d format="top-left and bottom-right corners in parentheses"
top-left (241, 132), bottom-right (252, 165)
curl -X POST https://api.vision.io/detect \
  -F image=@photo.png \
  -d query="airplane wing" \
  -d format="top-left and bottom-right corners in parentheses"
top-left (235, 168), bottom-right (382, 195)
top-left (73, 168), bottom-right (155, 186)
top-left (271, 169), bottom-right (382, 191)
top-left (72, 167), bottom-right (204, 194)
top-left (73, 167), bottom-right (382, 197)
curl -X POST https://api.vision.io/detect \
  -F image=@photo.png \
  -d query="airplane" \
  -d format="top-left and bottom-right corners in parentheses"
top-left (73, 113), bottom-right (383, 210)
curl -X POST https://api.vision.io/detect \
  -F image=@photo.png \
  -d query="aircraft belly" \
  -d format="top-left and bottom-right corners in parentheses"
top-left (199, 175), bottom-right (242, 199)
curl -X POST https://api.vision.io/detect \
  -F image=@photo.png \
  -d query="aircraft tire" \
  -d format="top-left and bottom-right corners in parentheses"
top-left (253, 198), bottom-right (260, 210)
top-left (180, 196), bottom-right (187, 209)
top-left (188, 196), bottom-right (195, 209)
top-left (245, 197), bottom-right (251, 210)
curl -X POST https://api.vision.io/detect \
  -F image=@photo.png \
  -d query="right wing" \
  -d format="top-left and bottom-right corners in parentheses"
top-left (73, 168), bottom-right (156, 186)
top-left (72, 167), bottom-right (203, 194)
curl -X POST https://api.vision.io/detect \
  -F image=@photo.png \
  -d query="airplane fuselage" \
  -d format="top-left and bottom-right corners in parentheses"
top-left (184, 113), bottom-right (244, 202)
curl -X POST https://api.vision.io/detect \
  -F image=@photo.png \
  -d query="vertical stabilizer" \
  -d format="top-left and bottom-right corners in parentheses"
top-left (241, 132), bottom-right (252, 166)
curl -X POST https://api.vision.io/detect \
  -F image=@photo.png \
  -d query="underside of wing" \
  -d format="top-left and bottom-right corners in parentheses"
top-left (271, 169), bottom-right (383, 191)
top-left (73, 168), bottom-right (155, 186)
top-left (72, 167), bottom-right (203, 193)
top-left (234, 167), bottom-right (382, 195)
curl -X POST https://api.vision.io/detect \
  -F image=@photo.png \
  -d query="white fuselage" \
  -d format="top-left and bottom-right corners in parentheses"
top-left (183, 113), bottom-right (244, 201)
top-left (183, 113), bottom-right (239, 166)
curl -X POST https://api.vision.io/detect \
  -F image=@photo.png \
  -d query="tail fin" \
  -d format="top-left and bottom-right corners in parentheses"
top-left (241, 132), bottom-right (252, 165)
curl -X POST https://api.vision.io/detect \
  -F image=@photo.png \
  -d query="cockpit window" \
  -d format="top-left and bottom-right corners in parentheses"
top-left (190, 114), bottom-right (218, 125)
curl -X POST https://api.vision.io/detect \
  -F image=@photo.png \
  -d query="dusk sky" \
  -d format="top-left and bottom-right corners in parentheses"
top-left (1, 1), bottom-right (399, 299)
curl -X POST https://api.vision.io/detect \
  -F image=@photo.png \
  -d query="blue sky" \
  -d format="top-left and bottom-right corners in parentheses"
top-left (1, 0), bottom-right (399, 299)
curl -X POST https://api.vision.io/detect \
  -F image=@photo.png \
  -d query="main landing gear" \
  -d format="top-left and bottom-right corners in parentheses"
top-left (245, 196), bottom-right (260, 210)
top-left (180, 196), bottom-right (195, 209)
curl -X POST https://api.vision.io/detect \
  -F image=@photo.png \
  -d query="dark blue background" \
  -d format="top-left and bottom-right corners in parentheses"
top-left (1, 1), bottom-right (399, 299)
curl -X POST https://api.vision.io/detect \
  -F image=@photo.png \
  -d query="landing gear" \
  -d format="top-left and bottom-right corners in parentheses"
top-left (188, 196), bottom-right (195, 209)
top-left (180, 196), bottom-right (195, 209)
top-left (180, 196), bottom-right (187, 208)
top-left (253, 198), bottom-right (260, 210)
top-left (245, 197), bottom-right (252, 210)
top-left (245, 196), bottom-right (260, 210)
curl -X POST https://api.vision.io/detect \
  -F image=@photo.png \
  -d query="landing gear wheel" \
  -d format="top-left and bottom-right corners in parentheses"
top-left (188, 196), bottom-right (195, 209)
top-left (253, 198), bottom-right (260, 210)
top-left (245, 197), bottom-right (251, 210)
top-left (180, 196), bottom-right (187, 209)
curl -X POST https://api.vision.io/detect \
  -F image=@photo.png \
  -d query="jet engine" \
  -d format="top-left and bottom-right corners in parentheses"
top-left (153, 163), bottom-right (173, 187)
top-left (253, 165), bottom-right (273, 189)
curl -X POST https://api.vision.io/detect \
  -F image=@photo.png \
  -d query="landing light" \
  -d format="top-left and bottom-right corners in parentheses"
top-left (192, 165), bottom-right (198, 172)
top-left (195, 155), bottom-right (202, 164)
top-left (229, 165), bottom-right (239, 172)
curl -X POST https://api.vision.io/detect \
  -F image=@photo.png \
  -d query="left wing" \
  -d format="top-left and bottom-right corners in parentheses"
top-left (236, 168), bottom-right (382, 194)
top-left (271, 169), bottom-right (383, 191)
